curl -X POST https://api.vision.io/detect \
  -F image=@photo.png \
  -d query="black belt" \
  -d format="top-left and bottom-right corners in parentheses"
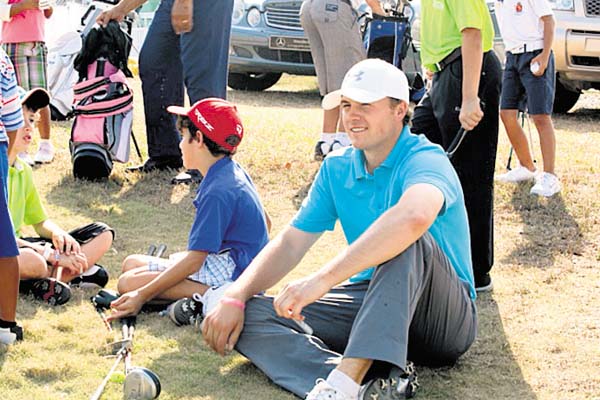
top-left (435, 48), bottom-right (461, 72)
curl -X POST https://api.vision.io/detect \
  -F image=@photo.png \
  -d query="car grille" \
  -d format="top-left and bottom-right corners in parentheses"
top-left (585, 0), bottom-right (600, 16)
top-left (255, 47), bottom-right (313, 64)
top-left (265, 1), bottom-right (303, 31)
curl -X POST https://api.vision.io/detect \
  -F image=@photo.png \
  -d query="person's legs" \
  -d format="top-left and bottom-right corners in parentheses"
top-left (0, 141), bottom-right (20, 328)
top-left (530, 114), bottom-right (555, 174)
top-left (122, 254), bottom-right (158, 273)
top-left (181, 0), bottom-right (233, 102)
top-left (424, 52), bottom-right (501, 289)
top-left (16, 248), bottom-right (48, 279)
top-left (236, 284), bottom-right (365, 397)
top-left (500, 109), bottom-right (536, 171)
top-left (138, 0), bottom-right (184, 165)
top-left (29, 43), bottom-right (53, 163)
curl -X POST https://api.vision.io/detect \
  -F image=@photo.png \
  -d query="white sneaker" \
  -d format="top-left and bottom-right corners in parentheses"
top-left (18, 152), bottom-right (35, 166)
top-left (33, 141), bottom-right (54, 163)
top-left (0, 324), bottom-right (23, 345)
top-left (306, 379), bottom-right (355, 400)
top-left (495, 165), bottom-right (536, 183)
top-left (530, 172), bottom-right (561, 197)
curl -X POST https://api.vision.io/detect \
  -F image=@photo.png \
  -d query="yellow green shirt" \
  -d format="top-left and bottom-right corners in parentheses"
top-left (8, 158), bottom-right (48, 237)
top-left (420, 0), bottom-right (495, 71)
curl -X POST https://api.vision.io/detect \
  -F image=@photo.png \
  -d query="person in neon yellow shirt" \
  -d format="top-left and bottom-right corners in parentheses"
top-left (7, 88), bottom-right (114, 305)
top-left (412, 0), bottom-right (502, 292)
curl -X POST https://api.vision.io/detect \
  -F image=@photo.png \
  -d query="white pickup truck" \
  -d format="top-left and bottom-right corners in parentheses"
top-left (550, 0), bottom-right (600, 112)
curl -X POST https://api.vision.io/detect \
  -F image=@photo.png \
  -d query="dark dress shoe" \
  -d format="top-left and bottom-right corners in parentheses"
top-left (171, 169), bottom-right (204, 185)
top-left (127, 157), bottom-right (183, 173)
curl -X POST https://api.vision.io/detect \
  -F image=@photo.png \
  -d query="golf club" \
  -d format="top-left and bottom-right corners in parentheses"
top-left (89, 291), bottom-right (161, 399)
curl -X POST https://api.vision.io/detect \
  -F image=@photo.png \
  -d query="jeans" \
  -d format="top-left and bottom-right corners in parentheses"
top-left (138, 0), bottom-right (234, 160)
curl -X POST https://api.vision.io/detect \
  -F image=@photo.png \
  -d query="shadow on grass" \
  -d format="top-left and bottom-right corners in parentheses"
top-left (413, 293), bottom-right (536, 399)
top-left (135, 293), bottom-right (535, 399)
top-left (504, 184), bottom-right (583, 268)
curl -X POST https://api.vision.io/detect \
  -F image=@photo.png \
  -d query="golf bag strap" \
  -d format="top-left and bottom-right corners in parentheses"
top-left (73, 94), bottom-right (133, 117)
top-left (73, 70), bottom-right (129, 101)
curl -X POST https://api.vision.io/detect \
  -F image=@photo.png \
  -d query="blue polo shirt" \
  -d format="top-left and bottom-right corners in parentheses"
top-left (188, 157), bottom-right (269, 280)
top-left (292, 126), bottom-right (475, 299)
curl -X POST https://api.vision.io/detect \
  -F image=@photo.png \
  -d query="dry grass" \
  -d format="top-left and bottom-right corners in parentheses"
top-left (0, 75), bottom-right (598, 400)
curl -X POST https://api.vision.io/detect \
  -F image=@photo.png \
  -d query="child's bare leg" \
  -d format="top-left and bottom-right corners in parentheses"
top-left (121, 254), bottom-right (165, 273)
top-left (0, 257), bottom-right (20, 322)
top-left (531, 114), bottom-right (556, 174)
top-left (17, 248), bottom-right (49, 279)
top-left (60, 231), bottom-right (113, 282)
top-left (117, 267), bottom-right (209, 300)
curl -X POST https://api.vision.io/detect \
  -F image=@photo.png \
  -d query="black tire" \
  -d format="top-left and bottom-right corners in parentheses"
top-left (227, 72), bottom-right (282, 91)
top-left (553, 78), bottom-right (580, 113)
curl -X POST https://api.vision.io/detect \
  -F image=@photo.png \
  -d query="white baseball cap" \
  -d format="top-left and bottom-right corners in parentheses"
top-left (322, 58), bottom-right (410, 110)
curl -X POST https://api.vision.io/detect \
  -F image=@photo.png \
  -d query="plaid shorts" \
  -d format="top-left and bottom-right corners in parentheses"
top-left (2, 42), bottom-right (48, 90)
top-left (148, 251), bottom-right (236, 288)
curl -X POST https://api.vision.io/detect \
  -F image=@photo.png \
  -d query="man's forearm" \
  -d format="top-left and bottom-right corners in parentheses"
top-left (541, 15), bottom-right (555, 57)
top-left (114, 0), bottom-right (147, 15)
top-left (460, 28), bottom-right (483, 103)
top-left (227, 227), bottom-right (318, 301)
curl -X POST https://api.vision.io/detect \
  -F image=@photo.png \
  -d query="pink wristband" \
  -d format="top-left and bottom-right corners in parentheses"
top-left (220, 296), bottom-right (246, 310)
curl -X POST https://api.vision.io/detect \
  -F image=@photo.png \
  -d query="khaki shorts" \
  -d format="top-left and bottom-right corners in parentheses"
top-left (300, 0), bottom-right (366, 96)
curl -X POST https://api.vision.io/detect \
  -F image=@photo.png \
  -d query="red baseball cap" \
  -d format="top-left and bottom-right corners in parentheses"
top-left (167, 98), bottom-right (244, 153)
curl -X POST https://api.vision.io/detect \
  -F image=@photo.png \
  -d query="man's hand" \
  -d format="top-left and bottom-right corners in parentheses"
top-left (459, 97), bottom-right (483, 131)
top-left (107, 290), bottom-right (146, 321)
top-left (96, 6), bottom-right (126, 27)
top-left (171, 0), bottom-right (193, 34)
top-left (273, 275), bottom-right (330, 321)
top-left (202, 301), bottom-right (245, 356)
top-left (52, 231), bottom-right (80, 255)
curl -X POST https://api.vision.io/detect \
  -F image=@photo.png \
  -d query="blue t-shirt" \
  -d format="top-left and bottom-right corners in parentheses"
top-left (291, 126), bottom-right (475, 299)
top-left (188, 157), bottom-right (269, 280)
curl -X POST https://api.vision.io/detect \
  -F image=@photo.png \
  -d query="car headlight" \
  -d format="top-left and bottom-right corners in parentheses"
top-left (232, 0), bottom-right (245, 25)
top-left (547, 0), bottom-right (574, 10)
top-left (247, 7), bottom-right (261, 27)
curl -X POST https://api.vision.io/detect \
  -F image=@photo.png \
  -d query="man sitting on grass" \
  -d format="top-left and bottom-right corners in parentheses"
top-left (8, 88), bottom-right (114, 306)
top-left (107, 98), bottom-right (270, 326)
top-left (202, 59), bottom-right (477, 400)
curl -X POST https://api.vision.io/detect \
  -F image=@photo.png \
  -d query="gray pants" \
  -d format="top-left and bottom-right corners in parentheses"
top-left (236, 233), bottom-right (477, 398)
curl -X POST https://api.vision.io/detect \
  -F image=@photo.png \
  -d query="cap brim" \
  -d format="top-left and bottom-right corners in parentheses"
top-left (22, 88), bottom-right (50, 111)
top-left (166, 105), bottom-right (189, 115)
top-left (322, 88), bottom-right (386, 110)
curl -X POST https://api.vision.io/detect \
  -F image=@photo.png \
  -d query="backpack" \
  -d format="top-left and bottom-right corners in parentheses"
top-left (69, 20), bottom-right (138, 180)
top-left (70, 58), bottom-right (136, 180)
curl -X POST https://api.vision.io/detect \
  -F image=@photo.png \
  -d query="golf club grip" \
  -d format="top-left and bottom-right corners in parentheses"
top-left (147, 244), bottom-right (156, 256)
top-left (155, 244), bottom-right (167, 258)
top-left (89, 350), bottom-right (125, 400)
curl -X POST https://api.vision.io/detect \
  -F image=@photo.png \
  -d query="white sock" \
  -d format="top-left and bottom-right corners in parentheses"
top-left (326, 369), bottom-right (360, 399)
top-left (334, 132), bottom-right (351, 147)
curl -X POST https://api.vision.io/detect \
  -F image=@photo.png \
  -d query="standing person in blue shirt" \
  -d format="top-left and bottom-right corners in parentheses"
top-left (202, 59), bottom-right (477, 400)
top-left (494, 0), bottom-right (560, 197)
top-left (97, 0), bottom-right (233, 184)
top-left (0, 48), bottom-right (24, 345)
top-left (107, 98), bottom-right (271, 326)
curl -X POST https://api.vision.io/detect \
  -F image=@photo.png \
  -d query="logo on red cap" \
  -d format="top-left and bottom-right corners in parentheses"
top-left (193, 108), bottom-right (215, 132)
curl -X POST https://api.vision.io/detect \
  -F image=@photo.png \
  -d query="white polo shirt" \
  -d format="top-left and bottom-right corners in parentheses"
top-left (495, 0), bottom-right (553, 53)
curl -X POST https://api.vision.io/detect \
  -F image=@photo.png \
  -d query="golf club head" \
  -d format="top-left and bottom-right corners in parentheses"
top-left (123, 367), bottom-right (161, 399)
top-left (91, 289), bottom-right (120, 311)
top-left (102, 339), bottom-right (132, 356)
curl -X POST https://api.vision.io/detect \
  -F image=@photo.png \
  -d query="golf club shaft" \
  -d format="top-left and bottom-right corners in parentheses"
top-left (90, 349), bottom-right (125, 400)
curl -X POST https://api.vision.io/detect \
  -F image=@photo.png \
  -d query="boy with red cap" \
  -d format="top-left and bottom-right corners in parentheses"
top-left (108, 98), bottom-right (270, 326)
